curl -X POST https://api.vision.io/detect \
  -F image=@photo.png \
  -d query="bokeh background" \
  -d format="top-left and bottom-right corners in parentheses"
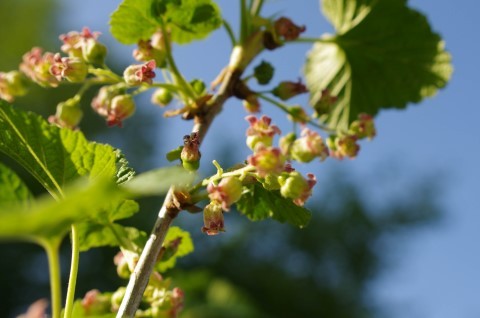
top-left (0, 0), bottom-right (478, 317)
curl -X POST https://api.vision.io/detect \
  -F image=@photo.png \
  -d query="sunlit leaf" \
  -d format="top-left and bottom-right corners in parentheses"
top-left (0, 162), bottom-right (33, 208)
top-left (236, 183), bottom-right (311, 228)
top-left (304, 0), bottom-right (453, 131)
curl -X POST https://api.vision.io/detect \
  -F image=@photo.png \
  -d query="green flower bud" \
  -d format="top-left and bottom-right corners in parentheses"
top-left (49, 96), bottom-right (83, 129)
top-left (82, 38), bottom-right (107, 65)
top-left (107, 94), bottom-right (136, 127)
top-left (279, 171), bottom-right (308, 200)
top-left (202, 201), bottom-right (225, 235)
top-left (62, 58), bottom-right (88, 83)
top-left (151, 87), bottom-right (173, 107)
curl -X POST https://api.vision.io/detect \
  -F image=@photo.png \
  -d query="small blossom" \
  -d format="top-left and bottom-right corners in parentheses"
top-left (313, 89), bottom-right (337, 117)
top-left (59, 27), bottom-right (100, 58)
top-left (245, 115), bottom-right (281, 150)
top-left (50, 54), bottom-right (88, 83)
top-left (207, 177), bottom-right (243, 211)
top-left (202, 201), bottom-right (225, 235)
top-left (20, 47), bottom-right (60, 87)
top-left (91, 85), bottom-right (124, 118)
top-left (48, 96), bottom-right (83, 129)
top-left (133, 39), bottom-right (166, 66)
top-left (248, 145), bottom-right (286, 177)
top-left (0, 71), bottom-right (27, 102)
top-left (291, 128), bottom-right (329, 163)
top-left (330, 135), bottom-right (360, 159)
top-left (272, 79), bottom-right (308, 101)
top-left (278, 171), bottom-right (316, 206)
top-left (294, 173), bottom-right (316, 206)
top-left (181, 132), bottom-right (201, 171)
top-left (349, 113), bottom-right (376, 140)
top-left (107, 94), bottom-right (136, 127)
top-left (243, 94), bottom-right (261, 113)
top-left (123, 60), bottom-right (156, 86)
top-left (274, 17), bottom-right (306, 41)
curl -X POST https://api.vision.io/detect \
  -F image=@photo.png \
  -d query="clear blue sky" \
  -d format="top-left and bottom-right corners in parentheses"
top-left (57, 1), bottom-right (479, 317)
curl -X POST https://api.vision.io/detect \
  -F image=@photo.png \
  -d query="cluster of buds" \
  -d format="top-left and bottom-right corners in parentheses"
top-left (0, 71), bottom-right (27, 102)
top-left (91, 85), bottom-right (136, 127)
top-left (133, 30), bottom-right (168, 67)
top-left (20, 47), bottom-right (60, 87)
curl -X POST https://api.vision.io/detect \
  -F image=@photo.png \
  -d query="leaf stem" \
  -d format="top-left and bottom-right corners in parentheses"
top-left (240, 0), bottom-right (250, 44)
top-left (250, 0), bottom-right (264, 16)
top-left (222, 19), bottom-right (237, 47)
top-left (64, 224), bottom-right (80, 318)
top-left (42, 240), bottom-right (62, 318)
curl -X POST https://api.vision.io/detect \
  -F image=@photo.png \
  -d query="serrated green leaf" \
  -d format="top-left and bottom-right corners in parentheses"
top-left (110, 0), bottom-right (160, 44)
top-left (156, 226), bottom-right (194, 272)
top-left (0, 162), bottom-right (33, 208)
top-left (122, 166), bottom-right (195, 196)
top-left (152, 0), bottom-right (222, 44)
top-left (0, 101), bottom-right (132, 200)
top-left (304, 0), bottom-right (452, 131)
top-left (0, 178), bottom-right (125, 242)
top-left (236, 183), bottom-right (311, 228)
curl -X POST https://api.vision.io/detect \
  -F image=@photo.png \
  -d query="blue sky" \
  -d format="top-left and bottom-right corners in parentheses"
top-left (56, 0), bottom-right (479, 317)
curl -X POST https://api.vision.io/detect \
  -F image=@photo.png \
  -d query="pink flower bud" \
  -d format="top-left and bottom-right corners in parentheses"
top-left (91, 85), bottom-right (125, 118)
top-left (202, 201), bottom-right (225, 235)
top-left (272, 79), bottom-right (308, 101)
top-left (290, 128), bottom-right (329, 163)
top-left (123, 60), bottom-right (156, 86)
top-left (59, 27), bottom-right (100, 58)
top-left (107, 94), bottom-right (136, 127)
top-left (181, 132), bottom-right (201, 171)
top-left (20, 47), bottom-right (60, 87)
top-left (133, 39), bottom-right (166, 67)
top-left (349, 113), bottom-right (376, 140)
top-left (0, 71), bottom-right (27, 102)
top-left (274, 17), bottom-right (306, 41)
top-left (248, 146), bottom-right (286, 177)
top-left (245, 115), bottom-right (281, 151)
top-left (331, 135), bottom-right (360, 159)
top-left (208, 177), bottom-right (243, 211)
top-left (293, 173), bottom-right (316, 206)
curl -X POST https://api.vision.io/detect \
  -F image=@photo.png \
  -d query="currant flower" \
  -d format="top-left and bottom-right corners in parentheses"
top-left (0, 71), bottom-right (27, 102)
top-left (48, 96), bottom-right (83, 129)
top-left (202, 201), bottom-right (225, 235)
top-left (207, 177), bottom-right (243, 211)
top-left (245, 115), bottom-right (281, 151)
top-left (290, 128), bottom-right (329, 163)
top-left (133, 39), bottom-right (166, 67)
top-left (19, 47), bottom-right (60, 87)
top-left (329, 135), bottom-right (360, 159)
top-left (50, 54), bottom-right (88, 83)
top-left (123, 60), bottom-right (156, 86)
top-left (107, 94), bottom-right (136, 127)
top-left (181, 132), bottom-right (201, 171)
top-left (247, 145), bottom-right (286, 177)
top-left (272, 79), bottom-right (308, 101)
top-left (91, 85), bottom-right (125, 118)
top-left (349, 113), bottom-right (376, 140)
top-left (59, 27), bottom-right (100, 58)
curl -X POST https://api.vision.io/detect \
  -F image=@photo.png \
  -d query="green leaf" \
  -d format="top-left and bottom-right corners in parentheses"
top-left (122, 166), bottom-right (195, 196)
top-left (0, 101), bottom-right (133, 199)
top-left (0, 178), bottom-right (125, 242)
top-left (110, 0), bottom-right (159, 44)
top-left (236, 183), bottom-right (311, 228)
top-left (0, 162), bottom-right (33, 208)
top-left (254, 60), bottom-right (275, 85)
top-left (156, 226), bottom-right (194, 272)
top-left (152, 0), bottom-right (222, 44)
top-left (304, 0), bottom-right (453, 131)
top-left (77, 223), bottom-right (146, 252)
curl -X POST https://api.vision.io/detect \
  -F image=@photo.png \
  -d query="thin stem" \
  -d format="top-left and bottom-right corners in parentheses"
top-left (292, 37), bottom-right (336, 44)
top-left (250, 0), bottom-right (264, 16)
top-left (240, 0), bottom-right (249, 44)
top-left (43, 240), bottom-right (62, 318)
top-left (257, 94), bottom-right (336, 133)
top-left (159, 20), bottom-right (197, 100)
top-left (64, 224), bottom-right (80, 318)
top-left (222, 19), bottom-right (237, 47)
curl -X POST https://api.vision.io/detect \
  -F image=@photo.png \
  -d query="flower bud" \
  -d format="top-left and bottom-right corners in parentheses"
top-left (245, 115), bottom-right (281, 151)
top-left (334, 135), bottom-right (360, 159)
top-left (202, 201), bottom-right (225, 235)
top-left (82, 38), bottom-right (107, 65)
top-left (91, 85), bottom-right (125, 118)
top-left (208, 177), bottom-right (243, 211)
top-left (248, 146), bottom-right (286, 177)
top-left (20, 47), bottom-right (60, 87)
top-left (133, 39), bottom-right (166, 67)
top-left (0, 71), bottom-right (28, 102)
top-left (151, 87), bottom-right (173, 107)
top-left (243, 95), bottom-right (261, 113)
top-left (274, 17), bottom-right (306, 41)
top-left (49, 97), bottom-right (83, 129)
top-left (349, 113), bottom-right (376, 140)
top-left (272, 79), bottom-right (308, 101)
top-left (181, 132), bottom-right (201, 171)
top-left (123, 60), bottom-right (156, 86)
top-left (260, 173), bottom-right (281, 191)
top-left (50, 55), bottom-right (88, 83)
top-left (107, 94), bottom-right (136, 127)
top-left (81, 289), bottom-right (111, 315)
top-left (290, 128), bottom-right (329, 163)
top-left (59, 27), bottom-right (100, 58)
top-left (279, 171), bottom-right (308, 200)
